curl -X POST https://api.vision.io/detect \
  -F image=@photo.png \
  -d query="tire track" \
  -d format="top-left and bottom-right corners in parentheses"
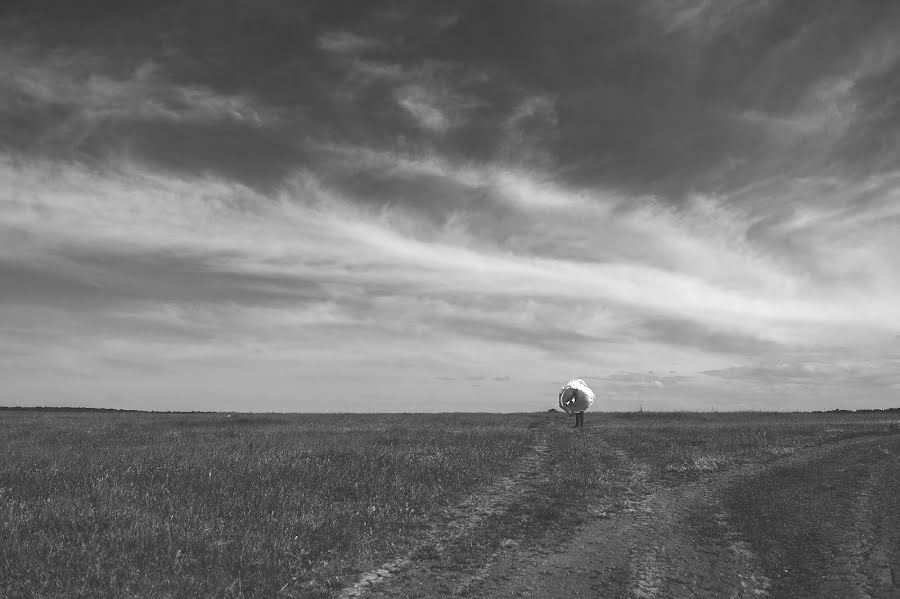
top-left (477, 431), bottom-right (900, 599)
top-left (722, 431), bottom-right (900, 599)
top-left (449, 438), bottom-right (650, 598)
top-left (624, 486), bottom-right (771, 599)
top-left (843, 441), bottom-right (900, 598)
top-left (338, 427), bottom-right (550, 599)
top-left (457, 436), bottom-right (655, 599)
top-left (342, 428), bottom-right (900, 599)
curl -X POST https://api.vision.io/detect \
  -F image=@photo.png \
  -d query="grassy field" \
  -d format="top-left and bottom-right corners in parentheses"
top-left (1, 409), bottom-right (897, 598)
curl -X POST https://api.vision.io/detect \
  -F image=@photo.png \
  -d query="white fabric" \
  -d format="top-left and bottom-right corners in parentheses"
top-left (558, 379), bottom-right (595, 414)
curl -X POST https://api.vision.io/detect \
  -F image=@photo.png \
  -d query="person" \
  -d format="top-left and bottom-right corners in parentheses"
top-left (558, 379), bottom-right (594, 428)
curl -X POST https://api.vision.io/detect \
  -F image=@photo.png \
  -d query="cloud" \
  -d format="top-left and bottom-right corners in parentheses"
top-left (0, 250), bottom-right (329, 310)
top-left (0, 45), bottom-right (299, 189)
top-left (637, 316), bottom-right (777, 356)
top-left (312, 145), bottom-right (900, 342)
top-left (2, 51), bottom-right (268, 126)
top-left (317, 31), bottom-right (385, 55)
top-left (649, 0), bottom-right (773, 39)
top-left (499, 94), bottom-right (558, 165)
top-left (5, 148), bottom-right (899, 358)
top-left (597, 371), bottom-right (691, 388)
top-left (702, 356), bottom-right (900, 396)
top-left (331, 55), bottom-right (487, 135)
top-left (395, 84), bottom-right (452, 132)
top-left (2, 1), bottom-right (900, 410)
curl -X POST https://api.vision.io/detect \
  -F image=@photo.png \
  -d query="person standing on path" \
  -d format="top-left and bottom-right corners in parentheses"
top-left (558, 379), bottom-right (595, 428)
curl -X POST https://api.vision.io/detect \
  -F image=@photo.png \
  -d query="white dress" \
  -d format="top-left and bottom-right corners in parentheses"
top-left (558, 379), bottom-right (595, 414)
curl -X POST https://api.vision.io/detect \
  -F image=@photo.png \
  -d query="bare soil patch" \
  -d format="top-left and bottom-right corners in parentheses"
top-left (353, 424), bottom-right (900, 599)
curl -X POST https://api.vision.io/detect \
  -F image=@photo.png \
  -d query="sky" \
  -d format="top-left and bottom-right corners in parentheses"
top-left (1, 0), bottom-right (899, 412)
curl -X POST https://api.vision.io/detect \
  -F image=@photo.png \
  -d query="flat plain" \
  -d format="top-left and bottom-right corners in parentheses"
top-left (1, 409), bottom-right (899, 598)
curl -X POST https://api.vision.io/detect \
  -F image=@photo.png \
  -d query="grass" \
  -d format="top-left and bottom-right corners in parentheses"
top-left (1, 412), bottom-right (535, 598)
top-left (1, 409), bottom-right (897, 598)
top-left (600, 411), bottom-right (900, 483)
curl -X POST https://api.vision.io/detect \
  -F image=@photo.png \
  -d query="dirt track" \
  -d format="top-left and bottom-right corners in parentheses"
top-left (340, 426), bottom-right (900, 599)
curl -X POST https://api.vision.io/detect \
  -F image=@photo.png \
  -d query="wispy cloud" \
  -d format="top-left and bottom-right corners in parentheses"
top-left (4, 150), bottom-right (898, 350)
top-left (394, 84), bottom-right (452, 132)
top-left (2, 49), bottom-right (267, 125)
top-left (649, 0), bottom-right (772, 39)
top-left (321, 38), bottom-right (488, 135)
top-left (317, 31), bottom-right (386, 55)
top-left (702, 354), bottom-right (900, 396)
top-left (2, 1), bottom-right (900, 411)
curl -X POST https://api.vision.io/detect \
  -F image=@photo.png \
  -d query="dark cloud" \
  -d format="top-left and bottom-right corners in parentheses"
top-left (437, 314), bottom-right (601, 356)
top-left (702, 358), bottom-right (900, 390)
top-left (6, 0), bottom-right (900, 195)
top-left (638, 316), bottom-right (777, 356)
top-left (117, 119), bottom-right (305, 191)
top-left (0, 249), bottom-right (329, 309)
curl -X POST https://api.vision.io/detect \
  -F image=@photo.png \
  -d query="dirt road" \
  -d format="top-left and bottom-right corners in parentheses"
top-left (340, 426), bottom-right (900, 599)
